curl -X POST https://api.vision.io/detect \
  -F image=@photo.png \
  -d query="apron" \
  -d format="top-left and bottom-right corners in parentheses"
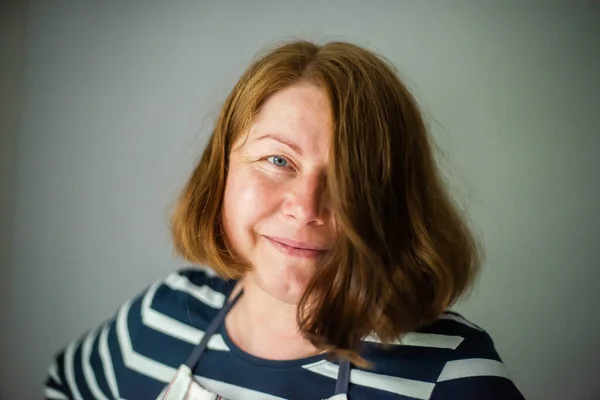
top-left (156, 289), bottom-right (351, 400)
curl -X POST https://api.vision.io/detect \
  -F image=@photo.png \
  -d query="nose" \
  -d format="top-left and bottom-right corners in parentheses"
top-left (282, 172), bottom-right (328, 226)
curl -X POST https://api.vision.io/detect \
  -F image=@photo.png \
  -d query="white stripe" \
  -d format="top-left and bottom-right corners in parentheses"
top-left (303, 361), bottom-right (435, 400)
top-left (439, 313), bottom-right (483, 331)
top-left (64, 340), bottom-right (84, 400)
top-left (196, 266), bottom-right (219, 277)
top-left (99, 323), bottom-right (120, 398)
top-left (437, 358), bottom-right (510, 382)
top-left (141, 281), bottom-right (229, 350)
top-left (167, 271), bottom-right (226, 309)
top-left (196, 376), bottom-right (286, 400)
top-left (48, 361), bottom-right (62, 384)
top-left (363, 332), bottom-right (464, 349)
top-left (44, 387), bottom-right (69, 399)
top-left (117, 298), bottom-right (177, 382)
top-left (82, 326), bottom-right (110, 400)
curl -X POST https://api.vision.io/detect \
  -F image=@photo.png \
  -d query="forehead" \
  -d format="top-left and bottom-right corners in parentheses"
top-left (245, 84), bottom-right (332, 154)
top-left (258, 84), bottom-right (330, 121)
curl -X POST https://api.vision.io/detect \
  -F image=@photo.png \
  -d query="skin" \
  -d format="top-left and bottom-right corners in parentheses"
top-left (222, 83), bottom-right (334, 360)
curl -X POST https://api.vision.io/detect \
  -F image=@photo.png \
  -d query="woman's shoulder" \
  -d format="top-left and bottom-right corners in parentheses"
top-left (415, 310), bottom-right (503, 367)
top-left (148, 266), bottom-right (236, 322)
top-left (362, 310), bottom-right (493, 357)
top-left (44, 267), bottom-right (237, 399)
top-left (113, 266), bottom-right (236, 347)
top-left (169, 265), bottom-right (235, 298)
top-left (358, 311), bottom-right (524, 399)
top-left (416, 309), bottom-right (492, 347)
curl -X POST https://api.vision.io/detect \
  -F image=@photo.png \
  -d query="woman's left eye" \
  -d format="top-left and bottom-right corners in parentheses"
top-left (267, 156), bottom-right (289, 168)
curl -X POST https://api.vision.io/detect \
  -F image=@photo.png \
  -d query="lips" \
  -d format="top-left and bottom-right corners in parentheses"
top-left (264, 236), bottom-right (329, 259)
top-left (266, 236), bottom-right (328, 251)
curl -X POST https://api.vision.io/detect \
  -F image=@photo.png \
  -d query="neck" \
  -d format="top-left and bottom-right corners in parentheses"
top-left (224, 278), bottom-right (321, 361)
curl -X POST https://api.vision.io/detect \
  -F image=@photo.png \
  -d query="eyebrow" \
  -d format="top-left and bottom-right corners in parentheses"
top-left (253, 133), bottom-right (303, 155)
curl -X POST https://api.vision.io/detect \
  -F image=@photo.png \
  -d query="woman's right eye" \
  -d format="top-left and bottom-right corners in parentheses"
top-left (267, 156), bottom-right (289, 168)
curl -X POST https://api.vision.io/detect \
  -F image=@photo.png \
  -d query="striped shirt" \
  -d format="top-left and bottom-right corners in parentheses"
top-left (44, 267), bottom-right (525, 400)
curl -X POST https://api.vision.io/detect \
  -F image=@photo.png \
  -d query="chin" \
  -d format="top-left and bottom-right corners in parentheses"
top-left (250, 262), bottom-right (314, 305)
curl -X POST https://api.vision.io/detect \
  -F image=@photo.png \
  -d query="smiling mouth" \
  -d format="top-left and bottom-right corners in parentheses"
top-left (263, 236), bottom-right (328, 259)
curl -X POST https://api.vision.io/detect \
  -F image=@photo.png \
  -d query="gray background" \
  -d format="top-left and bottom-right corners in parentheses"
top-left (1, 1), bottom-right (599, 399)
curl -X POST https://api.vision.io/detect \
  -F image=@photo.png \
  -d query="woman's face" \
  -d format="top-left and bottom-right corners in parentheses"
top-left (222, 84), bottom-right (334, 304)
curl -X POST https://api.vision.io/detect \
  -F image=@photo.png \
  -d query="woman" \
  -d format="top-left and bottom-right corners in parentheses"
top-left (45, 40), bottom-right (525, 400)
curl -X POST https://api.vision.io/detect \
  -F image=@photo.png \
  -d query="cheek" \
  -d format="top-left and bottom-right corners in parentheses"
top-left (222, 167), bottom-right (279, 240)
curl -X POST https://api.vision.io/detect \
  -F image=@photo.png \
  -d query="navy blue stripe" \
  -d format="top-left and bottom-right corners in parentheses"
top-left (347, 384), bottom-right (423, 400)
top-left (89, 325), bottom-right (112, 398)
top-left (360, 342), bottom-right (447, 382)
top-left (72, 340), bottom-right (94, 399)
top-left (44, 374), bottom-right (66, 392)
top-left (177, 268), bottom-right (236, 295)
top-left (151, 282), bottom-right (219, 329)
top-left (194, 349), bottom-right (333, 399)
top-left (450, 331), bottom-right (502, 362)
top-left (418, 316), bottom-right (484, 339)
top-left (52, 352), bottom-right (73, 398)
top-left (128, 294), bottom-right (197, 367)
top-left (218, 323), bottom-right (326, 369)
top-left (443, 311), bottom-right (485, 330)
top-left (107, 306), bottom-right (166, 399)
top-left (430, 377), bottom-right (526, 400)
top-left (105, 319), bottom-right (125, 395)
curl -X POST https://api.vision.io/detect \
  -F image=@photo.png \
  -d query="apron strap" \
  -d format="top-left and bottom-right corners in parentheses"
top-left (334, 358), bottom-right (351, 395)
top-left (185, 288), bottom-right (243, 369)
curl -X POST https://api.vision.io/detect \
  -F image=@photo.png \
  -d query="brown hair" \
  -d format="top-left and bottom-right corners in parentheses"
top-left (171, 40), bottom-right (481, 365)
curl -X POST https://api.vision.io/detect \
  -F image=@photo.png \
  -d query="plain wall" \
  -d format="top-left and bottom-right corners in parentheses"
top-left (0, 0), bottom-right (26, 398)
top-left (3, 1), bottom-right (599, 399)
